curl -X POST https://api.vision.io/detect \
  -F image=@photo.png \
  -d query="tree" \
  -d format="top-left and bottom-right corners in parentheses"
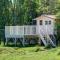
top-left (40, 0), bottom-right (57, 14)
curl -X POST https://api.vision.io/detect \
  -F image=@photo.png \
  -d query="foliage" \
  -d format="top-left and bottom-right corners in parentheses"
top-left (0, 0), bottom-right (60, 27)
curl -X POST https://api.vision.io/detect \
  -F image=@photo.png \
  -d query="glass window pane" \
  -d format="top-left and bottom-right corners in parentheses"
top-left (49, 21), bottom-right (51, 24)
top-left (40, 20), bottom-right (43, 25)
top-left (45, 21), bottom-right (48, 25)
top-left (32, 20), bottom-right (37, 25)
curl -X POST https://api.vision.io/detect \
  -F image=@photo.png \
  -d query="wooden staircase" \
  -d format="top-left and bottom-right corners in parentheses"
top-left (39, 30), bottom-right (56, 47)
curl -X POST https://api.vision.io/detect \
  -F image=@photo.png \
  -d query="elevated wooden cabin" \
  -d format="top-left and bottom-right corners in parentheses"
top-left (5, 14), bottom-right (57, 47)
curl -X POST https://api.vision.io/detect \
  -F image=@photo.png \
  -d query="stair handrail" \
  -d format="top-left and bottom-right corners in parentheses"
top-left (45, 30), bottom-right (56, 47)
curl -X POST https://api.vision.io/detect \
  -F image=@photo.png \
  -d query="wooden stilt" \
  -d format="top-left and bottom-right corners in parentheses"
top-left (15, 38), bottom-right (17, 46)
top-left (6, 38), bottom-right (8, 45)
top-left (38, 37), bottom-right (41, 45)
top-left (46, 35), bottom-right (48, 45)
top-left (22, 36), bottom-right (25, 47)
top-left (20, 38), bottom-right (22, 45)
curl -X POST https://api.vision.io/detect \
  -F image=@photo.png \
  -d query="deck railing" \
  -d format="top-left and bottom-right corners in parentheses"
top-left (5, 26), bottom-right (37, 38)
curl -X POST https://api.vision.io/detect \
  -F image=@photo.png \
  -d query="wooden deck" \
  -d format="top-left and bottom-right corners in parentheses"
top-left (5, 26), bottom-right (56, 47)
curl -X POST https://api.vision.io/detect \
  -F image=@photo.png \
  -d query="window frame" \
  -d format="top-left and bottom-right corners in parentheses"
top-left (40, 20), bottom-right (43, 25)
top-left (45, 21), bottom-right (48, 25)
top-left (49, 20), bottom-right (51, 25)
top-left (32, 20), bottom-right (37, 25)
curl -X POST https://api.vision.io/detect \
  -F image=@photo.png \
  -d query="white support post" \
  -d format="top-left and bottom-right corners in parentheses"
top-left (6, 38), bottom-right (8, 45)
top-left (22, 36), bottom-right (25, 47)
top-left (15, 38), bottom-right (17, 46)
top-left (46, 35), bottom-right (48, 43)
top-left (38, 37), bottom-right (41, 45)
top-left (46, 35), bottom-right (49, 45)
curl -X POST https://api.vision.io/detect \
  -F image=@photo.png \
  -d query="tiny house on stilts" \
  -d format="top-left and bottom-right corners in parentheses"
top-left (5, 14), bottom-right (57, 47)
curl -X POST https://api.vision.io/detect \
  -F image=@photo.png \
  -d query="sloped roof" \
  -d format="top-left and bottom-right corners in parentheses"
top-left (33, 14), bottom-right (56, 20)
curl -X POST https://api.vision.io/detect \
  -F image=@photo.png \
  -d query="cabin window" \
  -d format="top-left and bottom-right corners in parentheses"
top-left (40, 20), bottom-right (43, 25)
top-left (49, 21), bottom-right (51, 24)
top-left (45, 21), bottom-right (51, 25)
top-left (45, 21), bottom-right (48, 25)
top-left (32, 20), bottom-right (37, 25)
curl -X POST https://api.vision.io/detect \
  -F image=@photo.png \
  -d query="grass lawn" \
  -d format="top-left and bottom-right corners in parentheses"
top-left (0, 46), bottom-right (60, 60)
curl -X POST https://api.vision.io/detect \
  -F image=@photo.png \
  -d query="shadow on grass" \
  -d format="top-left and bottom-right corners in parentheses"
top-left (4, 43), bottom-right (38, 48)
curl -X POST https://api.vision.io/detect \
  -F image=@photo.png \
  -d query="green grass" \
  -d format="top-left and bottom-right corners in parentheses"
top-left (0, 46), bottom-right (60, 60)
